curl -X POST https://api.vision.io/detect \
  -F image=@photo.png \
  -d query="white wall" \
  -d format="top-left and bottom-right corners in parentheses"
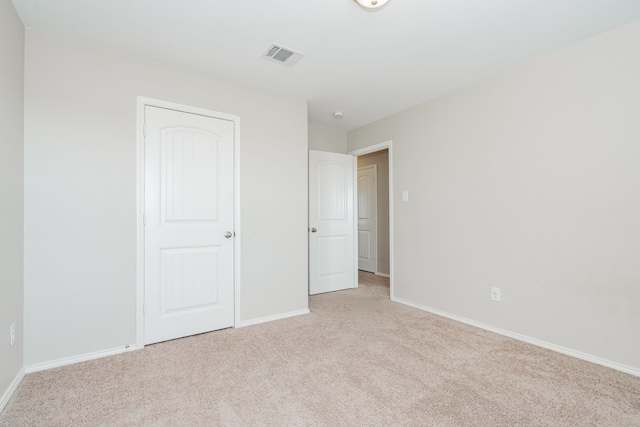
top-left (348, 20), bottom-right (640, 371)
top-left (24, 30), bottom-right (308, 366)
top-left (308, 123), bottom-right (347, 153)
top-left (0, 0), bottom-right (25, 405)
top-left (357, 150), bottom-right (390, 275)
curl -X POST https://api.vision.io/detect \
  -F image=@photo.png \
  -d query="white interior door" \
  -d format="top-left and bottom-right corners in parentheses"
top-left (309, 150), bottom-right (356, 295)
top-left (144, 105), bottom-right (234, 345)
top-left (358, 165), bottom-right (377, 273)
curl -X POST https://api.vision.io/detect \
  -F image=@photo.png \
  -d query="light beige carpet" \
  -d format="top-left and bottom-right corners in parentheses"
top-left (2, 272), bottom-right (639, 426)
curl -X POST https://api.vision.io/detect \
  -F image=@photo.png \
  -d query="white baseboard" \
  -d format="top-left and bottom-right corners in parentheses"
top-left (25, 344), bottom-right (137, 374)
top-left (0, 367), bottom-right (26, 413)
top-left (375, 272), bottom-right (390, 278)
top-left (391, 296), bottom-right (640, 378)
top-left (239, 309), bottom-right (310, 328)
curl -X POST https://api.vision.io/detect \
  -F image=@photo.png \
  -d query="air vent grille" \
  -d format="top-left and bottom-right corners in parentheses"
top-left (261, 44), bottom-right (305, 67)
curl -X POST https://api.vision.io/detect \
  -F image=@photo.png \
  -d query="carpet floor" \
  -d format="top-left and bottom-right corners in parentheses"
top-left (1, 272), bottom-right (639, 426)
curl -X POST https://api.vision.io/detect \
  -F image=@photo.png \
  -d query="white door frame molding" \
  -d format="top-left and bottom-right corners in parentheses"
top-left (136, 97), bottom-right (241, 349)
top-left (349, 140), bottom-right (394, 298)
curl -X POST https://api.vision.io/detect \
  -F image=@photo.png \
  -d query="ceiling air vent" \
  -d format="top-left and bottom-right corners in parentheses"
top-left (261, 43), bottom-right (305, 67)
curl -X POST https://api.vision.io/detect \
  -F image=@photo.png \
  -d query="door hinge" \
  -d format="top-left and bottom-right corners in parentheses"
top-left (143, 302), bottom-right (146, 315)
top-left (143, 125), bottom-right (146, 137)
top-left (143, 213), bottom-right (147, 226)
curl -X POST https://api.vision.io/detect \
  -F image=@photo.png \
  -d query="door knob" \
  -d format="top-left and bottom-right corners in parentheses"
top-left (224, 231), bottom-right (233, 238)
top-left (310, 228), bottom-right (317, 233)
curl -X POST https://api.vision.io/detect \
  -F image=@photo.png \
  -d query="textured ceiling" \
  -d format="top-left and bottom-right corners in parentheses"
top-left (11, 0), bottom-right (640, 130)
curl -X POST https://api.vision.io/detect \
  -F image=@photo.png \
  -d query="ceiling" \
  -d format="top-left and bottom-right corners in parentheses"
top-left (11, 0), bottom-right (640, 131)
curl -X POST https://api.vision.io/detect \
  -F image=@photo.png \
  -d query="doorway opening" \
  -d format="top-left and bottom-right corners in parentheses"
top-left (350, 141), bottom-right (394, 298)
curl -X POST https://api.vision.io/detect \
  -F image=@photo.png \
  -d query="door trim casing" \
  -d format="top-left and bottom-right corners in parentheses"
top-left (349, 140), bottom-right (394, 298)
top-left (135, 97), bottom-right (241, 349)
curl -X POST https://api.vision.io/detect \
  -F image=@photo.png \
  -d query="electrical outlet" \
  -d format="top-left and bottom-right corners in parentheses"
top-left (491, 287), bottom-right (501, 302)
top-left (10, 323), bottom-right (16, 346)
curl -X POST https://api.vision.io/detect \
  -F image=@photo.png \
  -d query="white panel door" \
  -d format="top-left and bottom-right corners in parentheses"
top-left (309, 150), bottom-right (356, 295)
top-left (358, 165), bottom-right (377, 273)
top-left (144, 106), bottom-right (234, 345)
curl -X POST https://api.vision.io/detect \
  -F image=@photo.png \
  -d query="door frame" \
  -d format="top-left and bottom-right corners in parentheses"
top-left (135, 97), bottom-right (241, 349)
top-left (349, 140), bottom-right (394, 298)
top-left (357, 164), bottom-right (378, 274)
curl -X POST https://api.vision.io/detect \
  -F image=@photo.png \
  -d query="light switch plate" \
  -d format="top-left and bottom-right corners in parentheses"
top-left (10, 323), bottom-right (16, 346)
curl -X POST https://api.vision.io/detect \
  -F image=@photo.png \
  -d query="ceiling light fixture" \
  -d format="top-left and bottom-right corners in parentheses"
top-left (355, 0), bottom-right (389, 9)
top-left (333, 112), bottom-right (344, 119)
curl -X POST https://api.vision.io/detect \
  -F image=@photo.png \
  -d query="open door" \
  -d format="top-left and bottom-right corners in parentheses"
top-left (309, 150), bottom-right (357, 295)
top-left (357, 164), bottom-right (377, 273)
